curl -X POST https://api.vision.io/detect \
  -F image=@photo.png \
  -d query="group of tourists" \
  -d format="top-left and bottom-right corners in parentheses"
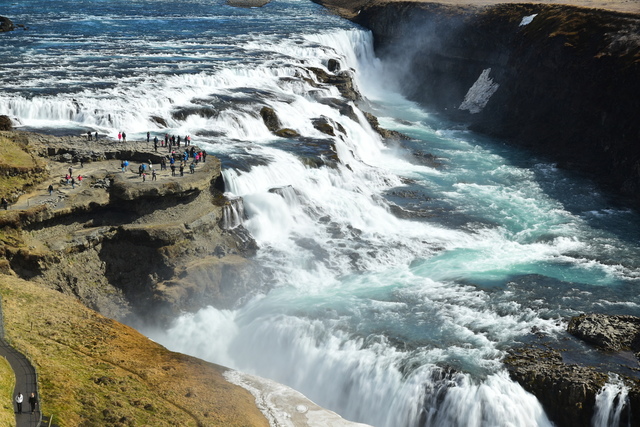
top-left (119, 145), bottom-right (206, 182)
top-left (152, 133), bottom-right (193, 153)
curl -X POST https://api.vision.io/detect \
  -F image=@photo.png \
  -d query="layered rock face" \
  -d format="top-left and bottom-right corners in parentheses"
top-left (318, 0), bottom-right (640, 205)
top-left (0, 132), bottom-right (257, 327)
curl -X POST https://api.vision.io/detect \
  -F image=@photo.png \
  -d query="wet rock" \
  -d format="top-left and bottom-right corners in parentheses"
top-left (504, 347), bottom-right (609, 427)
top-left (327, 58), bottom-right (341, 72)
top-left (149, 115), bottom-right (168, 128)
top-left (504, 313), bottom-right (640, 427)
top-left (0, 16), bottom-right (14, 32)
top-left (568, 313), bottom-right (640, 355)
top-left (312, 117), bottom-right (336, 136)
top-left (362, 111), bottom-right (410, 140)
top-left (275, 128), bottom-right (300, 138)
top-left (260, 106), bottom-right (281, 132)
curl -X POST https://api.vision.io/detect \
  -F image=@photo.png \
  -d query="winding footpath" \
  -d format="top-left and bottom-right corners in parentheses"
top-left (0, 296), bottom-right (41, 427)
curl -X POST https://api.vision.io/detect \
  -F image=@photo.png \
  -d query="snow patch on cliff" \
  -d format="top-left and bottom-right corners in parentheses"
top-left (459, 68), bottom-right (500, 114)
top-left (520, 14), bottom-right (538, 26)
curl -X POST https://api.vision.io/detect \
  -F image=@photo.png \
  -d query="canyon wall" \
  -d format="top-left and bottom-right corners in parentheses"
top-left (321, 0), bottom-right (640, 205)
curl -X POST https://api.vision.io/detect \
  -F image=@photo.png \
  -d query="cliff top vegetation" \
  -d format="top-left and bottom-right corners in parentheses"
top-left (0, 274), bottom-right (268, 426)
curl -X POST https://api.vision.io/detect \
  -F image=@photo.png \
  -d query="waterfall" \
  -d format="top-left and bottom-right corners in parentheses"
top-left (221, 197), bottom-right (246, 230)
top-left (592, 375), bottom-right (630, 427)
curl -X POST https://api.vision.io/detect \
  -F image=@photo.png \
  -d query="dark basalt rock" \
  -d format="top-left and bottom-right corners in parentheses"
top-left (504, 347), bottom-right (609, 427)
top-left (260, 106), bottom-right (281, 132)
top-left (274, 128), bottom-right (300, 138)
top-left (149, 115), bottom-right (168, 128)
top-left (568, 313), bottom-right (640, 356)
top-left (0, 115), bottom-right (12, 131)
top-left (362, 111), bottom-right (410, 140)
top-left (0, 16), bottom-right (14, 32)
top-left (312, 117), bottom-right (336, 136)
top-left (504, 313), bottom-right (640, 427)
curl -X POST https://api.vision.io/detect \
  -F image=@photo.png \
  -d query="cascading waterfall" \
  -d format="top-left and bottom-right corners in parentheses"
top-left (3, 1), bottom-right (640, 426)
top-left (221, 197), bottom-right (246, 230)
top-left (592, 375), bottom-right (630, 427)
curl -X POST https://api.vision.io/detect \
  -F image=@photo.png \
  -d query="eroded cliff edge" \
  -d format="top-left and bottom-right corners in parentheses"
top-left (0, 131), bottom-right (257, 327)
top-left (315, 0), bottom-right (640, 205)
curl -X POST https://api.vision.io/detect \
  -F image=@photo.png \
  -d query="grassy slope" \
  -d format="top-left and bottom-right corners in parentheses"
top-left (0, 354), bottom-right (15, 425)
top-left (0, 135), bottom-right (45, 200)
top-left (0, 271), bottom-right (268, 427)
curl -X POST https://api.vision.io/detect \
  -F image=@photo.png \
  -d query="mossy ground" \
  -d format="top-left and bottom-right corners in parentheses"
top-left (0, 275), bottom-right (268, 427)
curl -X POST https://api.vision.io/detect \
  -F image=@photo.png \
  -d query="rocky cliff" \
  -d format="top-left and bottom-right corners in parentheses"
top-left (315, 0), bottom-right (640, 206)
top-left (0, 131), bottom-right (257, 327)
top-left (505, 313), bottom-right (640, 427)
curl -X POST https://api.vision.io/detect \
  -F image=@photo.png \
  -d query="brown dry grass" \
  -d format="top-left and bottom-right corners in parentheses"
top-left (0, 354), bottom-right (15, 425)
top-left (0, 136), bottom-right (46, 200)
top-left (0, 275), bottom-right (268, 427)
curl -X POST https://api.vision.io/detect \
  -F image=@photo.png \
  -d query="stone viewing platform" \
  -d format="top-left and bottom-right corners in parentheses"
top-left (0, 130), bottom-right (251, 326)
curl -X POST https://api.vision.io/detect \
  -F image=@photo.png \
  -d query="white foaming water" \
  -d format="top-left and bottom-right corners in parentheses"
top-left (593, 375), bottom-right (630, 427)
top-left (142, 28), bottom-right (640, 427)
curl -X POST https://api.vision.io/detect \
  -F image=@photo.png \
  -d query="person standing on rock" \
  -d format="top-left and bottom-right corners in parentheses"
top-left (147, 131), bottom-right (150, 143)
top-left (95, 131), bottom-right (98, 141)
top-left (48, 184), bottom-right (54, 196)
top-left (118, 132), bottom-right (122, 142)
top-left (28, 392), bottom-right (37, 414)
top-left (122, 131), bottom-right (127, 142)
top-left (152, 169), bottom-right (157, 181)
top-left (1, 197), bottom-right (8, 210)
top-left (71, 177), bottom-right (76, 189)
top-left (87, 130), bottom-right (92, 141)
top-left (179, 162), bottom-right (184, 177)
top-left (15, 392), bottom-right (23, 414)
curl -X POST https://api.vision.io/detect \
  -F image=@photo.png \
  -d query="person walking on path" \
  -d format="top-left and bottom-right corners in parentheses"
top-left (15, 392), bottom-right (23, 414)
top-left (48, 184), bottom-right (54, 196)
top-left (28, 393), bottom-right (37, 414)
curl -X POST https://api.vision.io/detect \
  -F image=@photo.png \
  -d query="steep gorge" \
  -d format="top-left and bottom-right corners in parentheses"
top-left (317, 0), bottom-right (640, 205)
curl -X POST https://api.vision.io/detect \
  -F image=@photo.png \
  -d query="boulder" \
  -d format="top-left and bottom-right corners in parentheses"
top-left (260, 106), bottom-right (281, 132)
top-left (0, 115), bottom-right (12, 131)
top-left (275, 128), bottom-right (300, 138)
top-left (568, 313), bottom-right (640, 355)
top-left (0, 16), bottom-right (14, 32)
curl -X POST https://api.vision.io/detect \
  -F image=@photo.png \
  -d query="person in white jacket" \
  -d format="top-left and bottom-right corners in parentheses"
top-left (15, 392), bottom-right (23, 414)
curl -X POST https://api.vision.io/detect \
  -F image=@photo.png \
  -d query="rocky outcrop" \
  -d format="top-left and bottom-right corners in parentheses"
top-left (505, 313), bottom-right (640, 427)
top-left (0, 133), bottom-right (259, 326)
top-left (315, 0), bottom-right (640, 206)
top-left (0, 115), bottom-right (12, 130)
top-left (0, 16), bottom-right (14, 32)
top-left (568, 313), bottom-right (640, 356)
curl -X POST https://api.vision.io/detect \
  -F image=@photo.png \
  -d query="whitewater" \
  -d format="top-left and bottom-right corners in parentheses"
top-left (1, 0), bottom-right (639, 426)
